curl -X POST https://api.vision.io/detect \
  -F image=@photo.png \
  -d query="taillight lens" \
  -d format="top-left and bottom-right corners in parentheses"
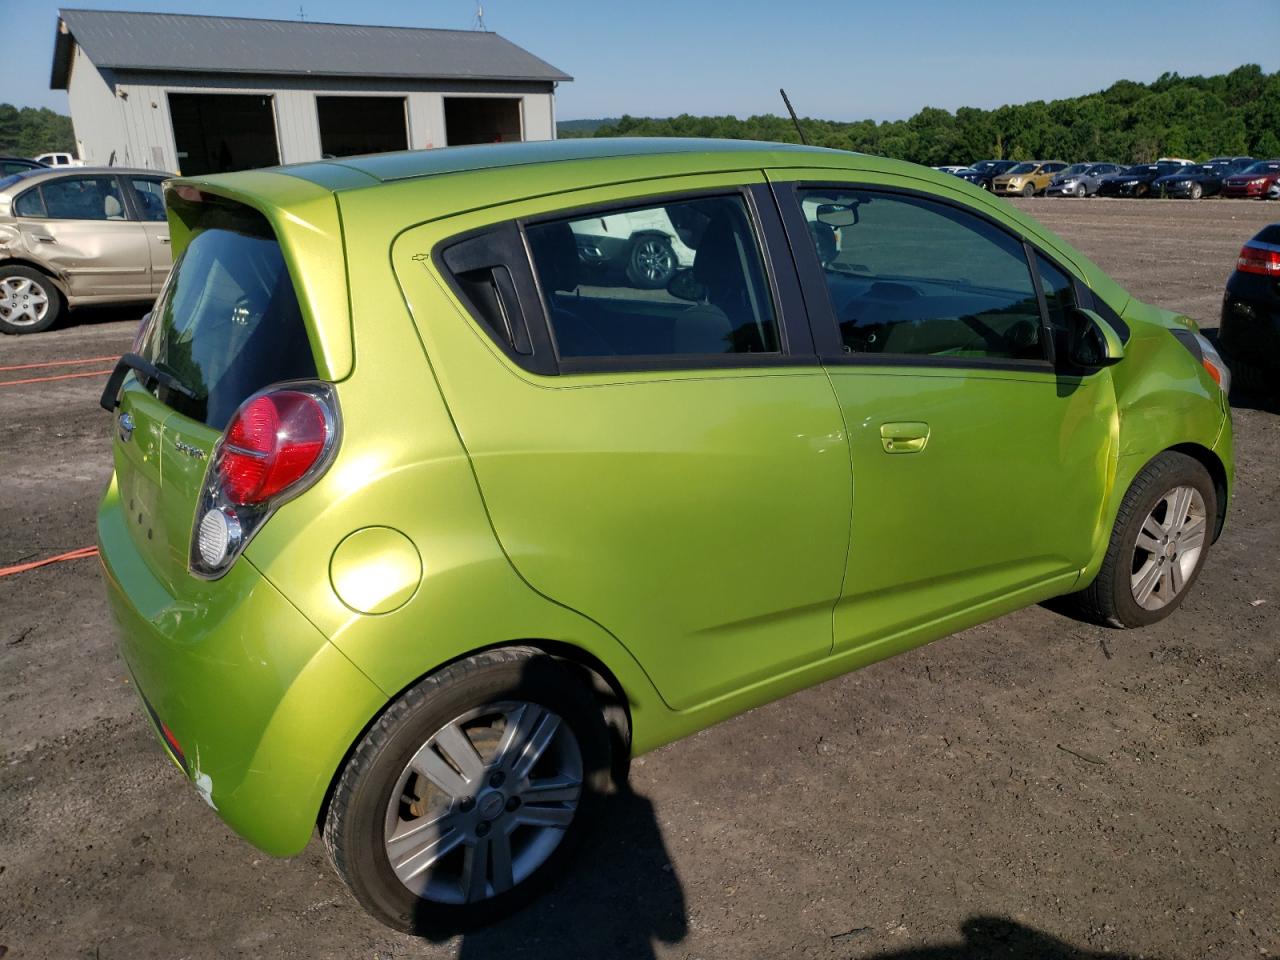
top-left (189, 382), bottom-right (339, 579)
top-left (1236, 244), bottom-right (1280, 277)
top-left (220, 391), bottom-right (327, 504)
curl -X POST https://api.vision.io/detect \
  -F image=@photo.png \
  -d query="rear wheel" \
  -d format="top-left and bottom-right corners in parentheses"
top-left (323, 647), bottom-right (613, 934)
top-left (1062, 452), bottom-right (1216, 628)
top-left (0, 265), bottom-right (62, 334)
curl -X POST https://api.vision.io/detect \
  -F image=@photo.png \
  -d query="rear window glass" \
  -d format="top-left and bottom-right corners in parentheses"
top-left (1254, 225), bottom-right (1280, 245)
top-left (137, 203), bottom-right (315, 429)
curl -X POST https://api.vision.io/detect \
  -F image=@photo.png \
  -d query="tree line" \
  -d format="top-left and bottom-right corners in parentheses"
top-left (0, 104), bottom-right (75, 158)
top-left (561, 65), bottom-right (1280, 166)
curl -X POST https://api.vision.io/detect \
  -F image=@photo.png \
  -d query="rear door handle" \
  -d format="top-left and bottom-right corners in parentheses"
top-left (879, 421), bottom-right (930, 454)
top-left (31, 233), bottom-right (55, 243)
top-left (158, 236), bottom-right (170, 243)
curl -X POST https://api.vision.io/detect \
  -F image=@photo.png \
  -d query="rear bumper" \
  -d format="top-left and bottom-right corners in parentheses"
top-left (97, 474), bottom-right (386, 856)
top-left (1221, 275), bottom-right (1280, 372)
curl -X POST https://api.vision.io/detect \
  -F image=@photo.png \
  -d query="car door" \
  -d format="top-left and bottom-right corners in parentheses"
top-left (11, 174), bottom-right (151, 298)
top-left (391, 176), bottom-right (851, 711)
top-left (773, 175), bottom-right (1117, 652)
top-left (124, 176), bottom-right (174, 292)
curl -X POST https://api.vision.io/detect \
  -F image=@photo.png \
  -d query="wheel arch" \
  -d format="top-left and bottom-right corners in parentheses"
top-left (1167, 441), bottom-right (1229, 542)
top-left (0, 257), bottom-right (69, 298)
top-left (315, 637), bottom-right (635, 832)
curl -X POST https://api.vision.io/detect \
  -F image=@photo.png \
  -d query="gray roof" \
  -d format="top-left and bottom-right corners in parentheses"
top-left (51, 9), bottom-right (571, 89)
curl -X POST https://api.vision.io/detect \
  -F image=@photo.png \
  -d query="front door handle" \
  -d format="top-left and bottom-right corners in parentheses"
top-left (880, 421), bottom-right (930, 454)
top-left (31, 233), bottom-right (55, 243)
top-left (158, 235), bottom-right (170, 243)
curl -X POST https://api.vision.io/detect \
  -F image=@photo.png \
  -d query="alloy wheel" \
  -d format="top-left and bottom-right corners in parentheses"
top-left (0, 275), bottom-right (50, 327)
top-left (632, 238), bottom-right (676, 284)
top-left (382, 700), bottom-right (583, 905)
top-left (1130, 485), bottom-right (1207, 611)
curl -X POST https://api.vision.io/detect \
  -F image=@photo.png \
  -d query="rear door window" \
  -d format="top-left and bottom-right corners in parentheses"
top-left (38, 175), bottom-right (128, 220)
top-left (136, 203), bottom-right (315, 428)
top-left (525, 194), bottom-right (779, 360)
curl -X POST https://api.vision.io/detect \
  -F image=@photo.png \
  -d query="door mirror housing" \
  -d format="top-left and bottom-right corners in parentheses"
top-left (1068, 307), bottom-right (1125, 367)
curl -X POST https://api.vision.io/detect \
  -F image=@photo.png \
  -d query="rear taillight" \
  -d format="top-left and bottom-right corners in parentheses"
top-left (220, 391), bottom-right (328, 504)
top-left (1236, 244), bottom-right (1280, 277)
top-left (189, 382), bottom-right (339, 579)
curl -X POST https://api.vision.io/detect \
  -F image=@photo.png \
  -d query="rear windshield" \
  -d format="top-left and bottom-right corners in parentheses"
top-left (1254, 225), bottom-right (1280, 245)
top-left (137, 202), bottom-right (315, 429)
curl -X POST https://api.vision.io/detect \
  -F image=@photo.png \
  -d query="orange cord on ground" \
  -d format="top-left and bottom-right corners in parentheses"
top-left (0, 355), bottom-right (117, 373)
top-left (0, 546), bottom-right (100, 578)
top-left (0, 369), bottom-right (113, 388)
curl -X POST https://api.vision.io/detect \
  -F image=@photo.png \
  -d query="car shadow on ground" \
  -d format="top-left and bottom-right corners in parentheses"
top-left (438, 781), bottom-right (687, 960)
top-left (54, 302), bottom-right (149, 333)
top-left (851, 916), bottom-right (1161, 959)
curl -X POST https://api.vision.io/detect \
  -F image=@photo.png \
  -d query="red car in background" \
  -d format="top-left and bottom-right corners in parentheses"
top-left (1222, 160), bottom-right (1280, 198)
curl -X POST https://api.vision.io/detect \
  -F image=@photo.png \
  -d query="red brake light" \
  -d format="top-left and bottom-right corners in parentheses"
top-left (219, 390), bottom-right (328, 505)
top-left (1237, 244), bottom-right (1280, 277)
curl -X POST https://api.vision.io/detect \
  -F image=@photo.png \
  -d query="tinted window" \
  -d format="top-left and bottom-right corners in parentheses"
top-left (526, 195), bottom-right (778, 360)
top-left (136, 204), bottom-right (315, 428)
top-left (798, 188), bottom-right (1044, 361)
top-left (1036, 253), bottom-right (1076, 338)
top-left (1006, 163), bottom-right (1037, 175)
top-left (130, 178), bottom-right (167, 221)
top-left (39, 176), bottom-right (126, 220)
top-left (12, 187), bottom-right (46, 218)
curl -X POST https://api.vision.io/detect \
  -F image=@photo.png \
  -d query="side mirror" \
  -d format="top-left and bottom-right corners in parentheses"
top-left (1067, 307), bottom-right (1125, 367)
top-left (666, 267), bottom-right (706, 302)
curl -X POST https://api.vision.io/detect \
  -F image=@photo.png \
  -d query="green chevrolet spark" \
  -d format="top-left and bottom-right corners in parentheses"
top-left (97, 138), bottom-right (1232, 932)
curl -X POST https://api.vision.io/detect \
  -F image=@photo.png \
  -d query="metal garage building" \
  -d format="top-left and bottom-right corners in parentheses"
top-left (50, 9), bottom-right (571, 176)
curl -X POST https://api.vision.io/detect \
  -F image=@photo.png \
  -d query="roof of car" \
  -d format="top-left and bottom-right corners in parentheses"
top-left (248, 138), bottom-right (850, 192)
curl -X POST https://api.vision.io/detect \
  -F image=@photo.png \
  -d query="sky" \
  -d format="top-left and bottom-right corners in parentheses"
top-left (3, 0), bottom-right (1278, 122)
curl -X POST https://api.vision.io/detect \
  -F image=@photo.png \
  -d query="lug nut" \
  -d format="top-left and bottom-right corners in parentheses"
top-left (489, 771), bottom-right (506, 788)
top-left (505, 795), bottom-right (522, 812)
top-left (476, 821), bottom-right (490, 837)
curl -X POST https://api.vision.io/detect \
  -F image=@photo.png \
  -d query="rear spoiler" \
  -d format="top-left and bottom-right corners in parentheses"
top-left (100, 352), bottom-right (196, 412)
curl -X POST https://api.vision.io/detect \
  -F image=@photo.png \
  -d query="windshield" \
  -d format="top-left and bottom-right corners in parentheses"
top-left (1059, 164), bottom-right (1089, 177)
top-left (1242, 161), bottom-right (1280, 174)
top-left (136, 203), bottom-right (316, 429)
top-left (1006, 163), bottom-right (1037, 175)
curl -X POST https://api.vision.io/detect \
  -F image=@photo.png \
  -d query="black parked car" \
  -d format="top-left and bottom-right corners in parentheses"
top-left (954, 160), bottom-right (1018, 191)
top-left (1152, 157), bottom-right (1256, 199)
top-left (0, 156), bottom-right (48, 176)
top-left (1096, 161), bottom-right (1192, 198)
top-left (1220, 223), bottom-right (1280, 394)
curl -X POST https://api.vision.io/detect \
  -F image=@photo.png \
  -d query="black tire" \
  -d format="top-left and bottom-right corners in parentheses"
top-left (1022, 183), bottom-right (1036, 198)
top-left (625, 234), bottom-right (677, 289)
top-left (323, 646), bottom-right (613, 934)
top-left (1075, 183), bottom-right (1087, 197)
top-left (1189, 182), bottom-right (1203, 200)
top-left (1061, 451), bottom-right (1217, 628)
top-left (0, 264), bottom-right (62, 334)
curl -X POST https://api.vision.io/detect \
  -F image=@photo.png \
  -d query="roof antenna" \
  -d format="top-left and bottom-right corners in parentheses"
top-left (471, 2), bottom-right (487, 29)
top-left (779, 88), bottom-right (809, 146)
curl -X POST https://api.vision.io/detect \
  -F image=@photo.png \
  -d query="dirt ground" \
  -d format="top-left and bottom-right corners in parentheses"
top-left (1, 198), bottom-right (1277, 960)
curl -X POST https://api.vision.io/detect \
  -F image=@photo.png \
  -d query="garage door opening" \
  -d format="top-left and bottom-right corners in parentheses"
top-left (317, 96), bottom-right (409, 158)
top-left (444, 97), bottom-right (523, 146)
top-left (169, 93), bottom-right (280, 176)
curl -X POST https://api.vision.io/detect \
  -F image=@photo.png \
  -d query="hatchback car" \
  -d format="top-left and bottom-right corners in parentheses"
top-left (0, 166), bottom-right (172, 333)
top-left (1220, 222), bottom-right (1280, 393)
top-left (97, 139), bottom-right (1233, 934)
top-left (992, 161), bottom-right (1068, 196)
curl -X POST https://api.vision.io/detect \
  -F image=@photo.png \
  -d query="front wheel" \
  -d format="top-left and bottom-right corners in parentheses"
top-left (323, 647), bottom-right (613, 934)
top-left (1075, 183), bottom-right (1087, 197)
top-left (1189, 182), bottom-right (1203, 200)
top-left (1063, 451), bottom-right (1217, 628)
top-left (1022, 183), bottom-right (1036, 198)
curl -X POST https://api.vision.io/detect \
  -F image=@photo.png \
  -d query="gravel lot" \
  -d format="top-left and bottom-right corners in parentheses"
top-left (1, 198), bottom-right (1277, 960)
